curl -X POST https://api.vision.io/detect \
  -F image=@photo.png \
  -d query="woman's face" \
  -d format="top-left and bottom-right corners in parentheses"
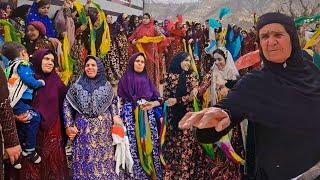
top-left (214, 52), bottom-right (226, 70)
top-left (134, 17), bottom-right (139, 25)
top-left (4, 5), bottom-right (11, 17)
top-left (41, 53), bottom-right (55, 73)
top-left (183, 24), bottom-right (187, 29)
top-left (85, 59), bottom-right (98, 78)
top-left (38, 4), bottom-right (50, 16)
top-left (164, 20), bottom-right (169, 26)
top-left (123, 14), bottom-right (129, 23)
top-left (107, 15), bottom-right (112, 24)
top-left (241, 31), bottom-right (248, 38)
top-left (195, 24), bottom-right (201, 31)
top-left (134, 55), bottom-right (145, 73)
top-left (259, 23), bottom-right (292, 63)
top-left (142, 15), bottom-right (150, 25)
top-left (27, 25), bottom-right (40, 40)
top-left (180, 56), bottom-right (191, 71)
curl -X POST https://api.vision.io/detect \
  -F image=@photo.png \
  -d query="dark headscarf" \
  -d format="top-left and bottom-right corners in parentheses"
top-left (31, 49), bottom-right (67, 130)
top-left (116, 14), bottom-right (124, 24)
top-left (10, 4), bottom-right (31, 19)
top-left (256, 12), bottom-right (320, 97)
top-left (127, 15), bottom-right (137, 36)
top-left (112, 13), bottom-right (125, 37)
top-left (168, 51), bottom-right (191, 97)
top-left (87, 7), bottom-right (98, 23)
top-left (217, 12), bottom-right (320, 131)
top-left (0, 2), bottom-right (9, 19)
top-left (66, 56), bottom-right (113, 117)
top-left (168, 52), bottom-right (191, 130)
top-left (0, 2), bottom-right (9, 10)
top-left (86, 7), bottom-right (104, 48)
top-left (78, 56), bottom-right (107, 93)
top-left (118, 53), bottom-right (160, 104)
top-left (128, 15), bottom-right (137, 28)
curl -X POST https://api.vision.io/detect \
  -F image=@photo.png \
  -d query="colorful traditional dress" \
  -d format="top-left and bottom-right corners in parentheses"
top-left (118, 53), bottom-right (163, 179)
top-left (102, 14), bottom-right (128, 85)
top-left (0, 67), bottom-right (20, 180)
top-left (102, 38), bottom-right (121, 85)
top-left (163, 52), bottom-right (211, 179)
top-left (240, 31), bottom-right (256, 56)
top-left (116, 32), bottom-right (129, 77)
top-left (26, 36), bottom-right (54, 56)
top-left (69, 5), bottom-right (89, 84)
top-left (128, 18), bottom-right (163, 89)
top-left (63, 56), bottom-right (122, 179)
top-left (166, 22), bottom-right (186, 69)
top-left (54, 0), bottom-right (76, 47)
top-left (6, 49), bottom-right (69, 179)
top-left (198, 48), bottom-right (244, 179)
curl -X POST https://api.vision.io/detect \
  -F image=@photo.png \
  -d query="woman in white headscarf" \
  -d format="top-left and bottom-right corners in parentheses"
top-left (209, 47), bottom-right (239, 105)
top-left (197, 47), bottom-right (244, 180)
top-left (198, 47), bottom-right (239, 107)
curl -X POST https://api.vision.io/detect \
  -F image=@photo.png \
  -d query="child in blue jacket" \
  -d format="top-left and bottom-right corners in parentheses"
top-left (2, 42), bottom-right (44, 169)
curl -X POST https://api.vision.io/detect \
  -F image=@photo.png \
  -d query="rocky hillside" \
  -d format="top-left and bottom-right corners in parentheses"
top-left (145, 0), bottom-right (319, 29)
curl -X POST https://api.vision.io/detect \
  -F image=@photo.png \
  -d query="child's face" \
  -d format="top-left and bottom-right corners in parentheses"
top-left (20, 50), bottom-right (29, 61)
top-left (38, 4), bottom-right (50, 16)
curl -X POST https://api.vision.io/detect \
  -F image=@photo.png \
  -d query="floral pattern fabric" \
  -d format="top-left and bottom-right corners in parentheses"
top-left (162, 73), bottom-right (212, 179)
top-left (63, 97), bottom-right (125, 179)
top-left (121, 101), bottom-right (163, 180)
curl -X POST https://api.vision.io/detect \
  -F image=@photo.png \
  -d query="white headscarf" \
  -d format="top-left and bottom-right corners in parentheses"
top-left (210, 47), bottom-right (239, 106)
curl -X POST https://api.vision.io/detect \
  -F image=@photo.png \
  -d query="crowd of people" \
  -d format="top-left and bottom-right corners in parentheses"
top-left (0, 0), bottom-right (320, 179)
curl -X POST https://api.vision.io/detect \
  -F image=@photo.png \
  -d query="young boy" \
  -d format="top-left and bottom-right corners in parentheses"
top-left (2, 42), bottom-right (44, 168)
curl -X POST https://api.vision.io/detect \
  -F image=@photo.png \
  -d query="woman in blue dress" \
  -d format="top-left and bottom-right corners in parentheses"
top-left (63, 55), bottom-right (122, 179)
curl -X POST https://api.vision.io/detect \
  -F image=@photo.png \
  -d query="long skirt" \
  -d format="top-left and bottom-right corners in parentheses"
top-left (6, 119), bottom-right (70, 180)
top-left (163, 121), bottom-right (212, 179)
top-left (121, 102), bottom-right (163, 179)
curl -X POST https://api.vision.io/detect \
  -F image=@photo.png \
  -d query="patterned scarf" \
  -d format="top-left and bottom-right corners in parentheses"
top-left (66, 56), bottom-right (113, 117)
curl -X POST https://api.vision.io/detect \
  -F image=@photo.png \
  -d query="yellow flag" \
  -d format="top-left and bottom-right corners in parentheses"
top-left (304, 28), bottom-right (320, 49)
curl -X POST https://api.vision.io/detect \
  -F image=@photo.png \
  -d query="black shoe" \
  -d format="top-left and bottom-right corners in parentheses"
top-left (13, 156), bottom-right (22, 169)
top-left (28, 151), bottom-right (41, 164)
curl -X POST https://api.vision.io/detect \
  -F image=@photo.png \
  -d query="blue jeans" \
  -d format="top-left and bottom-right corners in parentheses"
top-left (14, 100), bottom-right (41, 151)
top-left (13, 99), bottom-right (33, 115)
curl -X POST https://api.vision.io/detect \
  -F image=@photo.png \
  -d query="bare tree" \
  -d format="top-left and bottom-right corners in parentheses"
top-left (279, 0), bottom-right (319, 18)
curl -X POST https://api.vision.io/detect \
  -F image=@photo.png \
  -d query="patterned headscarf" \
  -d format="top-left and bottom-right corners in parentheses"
top-left (78, 55), bottom-right (107, 93)
top-left (66, 56), bottom-right (113, 117)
